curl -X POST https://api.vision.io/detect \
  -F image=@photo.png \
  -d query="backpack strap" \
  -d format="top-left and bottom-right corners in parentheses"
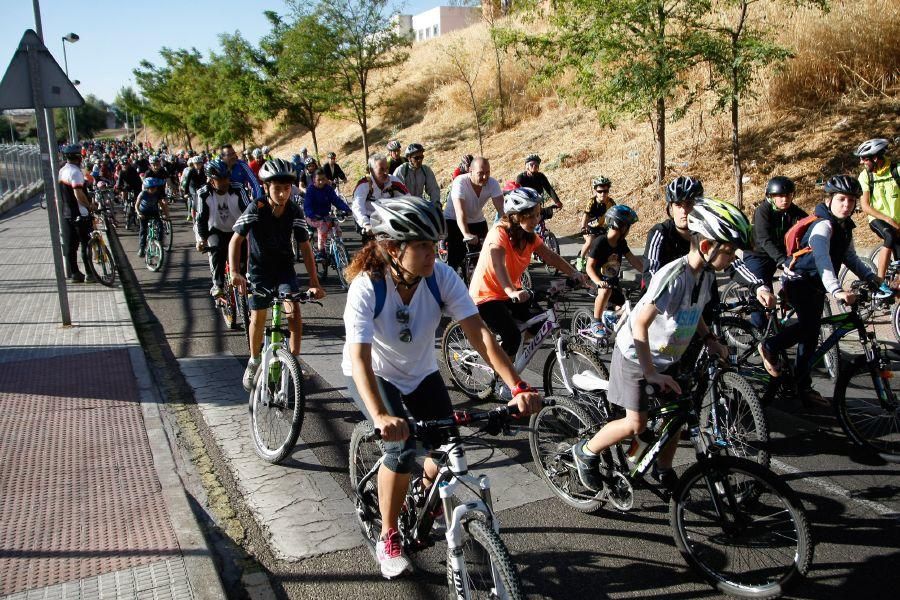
top-left (372, 271), bottom-right (443, 320)
top-left (891, 162), bottom-right (900, 190)
top-left (425, 272), bottom-right (444, 309)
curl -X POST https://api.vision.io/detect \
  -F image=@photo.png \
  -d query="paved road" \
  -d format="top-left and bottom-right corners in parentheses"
top-left (112, 200), bottom-right (900, 599)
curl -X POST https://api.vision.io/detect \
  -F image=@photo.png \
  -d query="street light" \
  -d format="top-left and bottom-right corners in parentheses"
top-left (61, 33), bottom-right (79, 143)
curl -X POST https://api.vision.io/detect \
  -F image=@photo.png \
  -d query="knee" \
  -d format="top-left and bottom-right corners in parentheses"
top-left (383, 443), bottom-right (417, 474)
top-left (622, 415), bottom-right (647, 437)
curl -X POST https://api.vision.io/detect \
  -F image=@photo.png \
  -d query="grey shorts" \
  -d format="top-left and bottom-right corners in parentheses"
top-left (607, 347), bottom-right (651, 412)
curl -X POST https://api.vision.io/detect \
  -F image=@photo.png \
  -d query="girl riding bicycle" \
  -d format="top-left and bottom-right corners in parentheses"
top-left (469, 187), bottom-right (586, 359)
top-left (342, 196), bottom-right (541, 579)
top-left (135, 177), bottom-right (169, 258)
top-left (303, 169), bottom-right (352, 260)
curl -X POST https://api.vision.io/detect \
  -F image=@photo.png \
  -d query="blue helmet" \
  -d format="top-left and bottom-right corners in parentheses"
top-left (204, 158), bottom-right (229, 179)
top-left (143, 177), bottom-right (166, 189)
top-left (605, 205), bottom-right (638, 229)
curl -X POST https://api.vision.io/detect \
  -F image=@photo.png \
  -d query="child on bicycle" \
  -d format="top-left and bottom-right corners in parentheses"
top-left (469, 187), bottom-right (586, 359)
top-left (230, 158), bottom-right (325, 392)
top-left (758, 175), bottom-right (881, 406)
top-left (342, 196), bottom-right (541, 579)
top-left (135, 176), bottom-right (170, 258)
top-left (576, 176), bottom-right (617, 272)
top-left (585, 205), bottom-right (643, 338)
top-left (572, 199), bottom-right (749, 493)
top-left (302, 169), bottom-right (352, 261)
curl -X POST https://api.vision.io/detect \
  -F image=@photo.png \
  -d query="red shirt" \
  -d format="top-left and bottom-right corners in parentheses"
top-left (249, 159), bottom-right (262, 177)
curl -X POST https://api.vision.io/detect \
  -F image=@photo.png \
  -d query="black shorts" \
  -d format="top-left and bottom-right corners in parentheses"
top-left (247, 267), bottom-right (299, 310)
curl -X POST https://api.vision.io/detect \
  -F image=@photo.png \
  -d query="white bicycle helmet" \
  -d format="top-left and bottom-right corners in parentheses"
top-left (854, 138), bottom-right (889, 158)
top-left (503, 187), bottom-right (542, 214)
top-left (386, 140), bottom-right (402, 152)
top-left (688, 198), bottom-right (752, 250)
top-left (259, 158), bottom-right (297, 183)
top-left (371, 196), bottom-right (447, 242)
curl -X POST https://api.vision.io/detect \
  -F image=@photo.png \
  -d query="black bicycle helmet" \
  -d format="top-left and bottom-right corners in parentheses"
top-left (371, 196), bottom-right (447, 242)
top-left (765, 176), bottom-right (796, 196)
top-left (525, 153), bottom-right (541, 165)
top-left (665, 176), bottom-right (704, 204)
top-left (204, 158), bottom-right (229, 179)
top-left (259, 158), bottom-right (298, 183)
top-left (405, 143), bottom-right (424, 157)
top-left (62, 144), bottom-right (82, 159)
top-left (823, 174), bottom-right (863, 197)
top-left (853, 138), bottom-right (889, 158)
top-left (605, 205), bottom-right (639, 230)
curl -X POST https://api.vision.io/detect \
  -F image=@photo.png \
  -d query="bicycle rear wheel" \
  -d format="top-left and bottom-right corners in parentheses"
top-left (700, 371), bottom-right (770, 467)
top-left (569, 308), bottom-right (601, 349)
top-left (349, 421), bottom-right (385, 548)
top-left (519, 268), bottom-right (532, 291)
top-left (87, 237), bottom-right (116, 287)
top-left (162, 220), bottom-right (173, 252)
top-left (543, 232), bottom-right (560, 274)
top-left (145, 239), bottom-right (164, 272)
top-left (671, 455), bottom-right (812, 598)
top-left (528, 396), bottom-right (604, 513)
top-left (441, 320), bottom-right (495, 399)
top-left (219, 281), bottom-right (237, 329)
top-left (893, 302), bottom-right (900, 344)
top-left (446, 518), bottom-right (524, 600)
top-left (833, 357), bottom-right (900, 461)
top-left (542, 341), bottom-right (609, 396)
top-left (250, 347), bottom-right (305, 463)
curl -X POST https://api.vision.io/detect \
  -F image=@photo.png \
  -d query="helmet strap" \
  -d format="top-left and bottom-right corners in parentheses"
top-left (378, 243), bottom-right (422, 290)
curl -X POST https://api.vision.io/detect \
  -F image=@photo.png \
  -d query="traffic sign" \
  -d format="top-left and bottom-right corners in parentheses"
top-left (0, 29), bottom-right (84, 110)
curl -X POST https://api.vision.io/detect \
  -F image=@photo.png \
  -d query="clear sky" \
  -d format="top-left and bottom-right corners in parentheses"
top-left (0, 0), bottom-right (440, 106)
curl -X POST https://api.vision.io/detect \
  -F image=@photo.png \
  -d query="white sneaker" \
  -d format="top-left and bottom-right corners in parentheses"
top-left (375, 528), bottom-right (412, 579)
top-left (210, 284), bottom-right (223, 298)
top-left (242, 358), bottom-right (260, 392)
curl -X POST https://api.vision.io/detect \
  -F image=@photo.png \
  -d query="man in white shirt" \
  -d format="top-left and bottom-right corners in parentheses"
top-left (351, 153), bottom-right (409, 234)
top-left (58, 144), bottom-right (95, 283)
top-left (443, 156), bottom-right (504, 271)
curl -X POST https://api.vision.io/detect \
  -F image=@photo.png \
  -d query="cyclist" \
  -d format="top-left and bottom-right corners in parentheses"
top-left (322, 152), bottom-right (348, 188)
top-left (290, 153), bottom-right (304, 177)
top-left (444, 156), bottom-right (504, 273)
top-left (195, 159), bottom-right (250, 298)
top-left (261, 145), bottom-right (273, 162)
top-left (341, 196), bottom-right (541, 579)
top-left (585, 205), bottom-right (643, 338)
top-left (855, 137), bottom-right (900, 296)
top-left (145, 155), bottom-right (168, 181)
top-left (351, 153), bottom-right (409, 235)
top-left (181, 156), bottom-right (207, 223)
top-left (220, 143), bottom-right (264, 201)
top-left (298, 157), bottom-right (318, 194)
top-left (386, 139), bottom-right (406, 174)
top-left (572, 199), bottom-right (749, 493)
top-left (732, 176), bottom-right (808, 328)
top-left (58, 144), bottom-right (95, 283)
top-left (392, 143), bottom-right (441, 207)
top-left (231, 158), bottom-right (325, 391)
top-left (303, 169), bottom-right (352, 260)
top-left (469, 187), bottom-right (586, 359)
top-left (249, 148), bottom-right (264, 177)
top-left (759, 175), bottom-right (881, 405)
top-left (135, 177), bottom-right (170, 258)
top-left (515, 154), bottom-right (563, 210)
top-left (451, 154), bottom-right (474, 180)
top-left (576, 175), bottom-right (617, 272)
top-left (114, 156), bottom-right (142, 204)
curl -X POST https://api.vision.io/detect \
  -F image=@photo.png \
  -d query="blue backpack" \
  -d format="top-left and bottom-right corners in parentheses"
top-left (372, 272), bottom-right (444, 319)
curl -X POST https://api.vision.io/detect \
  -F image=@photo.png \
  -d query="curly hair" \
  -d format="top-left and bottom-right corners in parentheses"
top-left (344, 239), bottom-right (401, 283)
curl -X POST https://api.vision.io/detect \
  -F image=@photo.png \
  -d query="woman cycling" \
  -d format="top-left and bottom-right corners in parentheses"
top-left (469, 187), bottom-right (586, 359)
top-left (342, 196), bottom-right (541, 579)
top-left (576, 175), bottom-right (617, 272)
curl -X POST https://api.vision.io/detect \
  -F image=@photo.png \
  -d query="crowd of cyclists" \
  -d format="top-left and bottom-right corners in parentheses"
top-left (56, 133), bottom-right (899, 583)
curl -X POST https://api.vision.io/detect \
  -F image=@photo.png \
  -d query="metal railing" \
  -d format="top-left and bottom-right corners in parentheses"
top-left (0, 143), bottom-right (42, 203)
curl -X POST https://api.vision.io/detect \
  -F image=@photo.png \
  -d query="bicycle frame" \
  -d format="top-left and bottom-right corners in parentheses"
top-left (259, 301), bottom-right (291, 392)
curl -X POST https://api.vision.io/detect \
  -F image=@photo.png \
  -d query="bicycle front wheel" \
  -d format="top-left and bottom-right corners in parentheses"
top-left (334, 243), bottom-right (350, 290)
top-left (220, 281), bottom-right (237, 329)
top-left (543, 232), bottom-right (560, 274)
top-left (441, 320), bottom-right (495, 399)
top-left (893, 302), bottom-right (900, 345)
top-left (250, 347), bottom-right (305, 463)
top-left (87, 237), bottom-right (116, 287)
top-left (671, 455), bottom-right (812, 598)
top-left (838, 257), bottom-right (877, 322)
top-left (700, 371), bottom-right (769, 467)
top-left (446, 518), bottom-right (524, 600)
top-left (542, 341), bottom-right (609, 396)
top-left (145, 239), bottom-right (164, 272)
top-left (833, 357), bottom-right (900, 460)
top-left (569, 308), bottom-right (598, 348)
top-left (349, 421), bottom-right (385, 548)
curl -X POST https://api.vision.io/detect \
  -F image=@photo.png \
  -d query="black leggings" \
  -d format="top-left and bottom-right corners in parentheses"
top-left (477, 299), bottom-right (537, 358)
top-left (869, 219), bottom-right (900, 260)
top-left (446, 219), bottom-right (489, 272)
top-left (346, 371), bottom-right (453, 474)
top-left (65, 217), bottom-right (92, 277)
top-left (763, 278), bottom-right (825, 392)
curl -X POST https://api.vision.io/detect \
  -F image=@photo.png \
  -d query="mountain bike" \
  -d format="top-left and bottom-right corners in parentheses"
top-left (123, 192), bottom-right (137, 231)
top-left (533, 205), bottom-right (560, 274)
top-left (529, 363), bottom-right (807, 598)
top-left (350, 402), bottom-right (552, 598)
top-left (247, 284), bottom-right (320, 464)
top-left (442, 278), bottom-right (607, 399)
top-left (161, 217), bottom-right (173, 253)
top-left (143, 217), bottom-right (165, 272)
top-left (569, 280), bottom-right (642, 352)
top-left (315, 214), bottom-right (351, 289)
top-left (721, 281), bottom-right (900, 460)
top-left (86, 209), bottom-right (116, 287)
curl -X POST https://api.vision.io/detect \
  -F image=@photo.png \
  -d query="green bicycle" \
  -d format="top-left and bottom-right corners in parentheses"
top-left (143, 217), bottom-right (165, 272)
top-left (247, 284), bottom-right (320, 464)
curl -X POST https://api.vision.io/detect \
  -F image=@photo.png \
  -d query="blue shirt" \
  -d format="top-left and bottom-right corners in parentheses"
top-left (303, 184), bottom-right (351, 220)
top-left (230, 160), bottom-right (263, 201)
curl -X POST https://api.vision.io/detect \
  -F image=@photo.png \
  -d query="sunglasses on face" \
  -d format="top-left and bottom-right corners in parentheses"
top-left (410, 155), bottom-right (424, 161)
top-left (595, 188), bottom-right (610, 194)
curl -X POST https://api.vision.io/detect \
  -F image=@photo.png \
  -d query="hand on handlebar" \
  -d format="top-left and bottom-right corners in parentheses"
top-left (508, 390), bottom-right (542, 417)
top-left (462, 233), bottom-right (479, 244)
top-left (375, 414), bottom-right (410, 442)
top-left (834, 289), bottom-right (857, 306)
top-left (307, 287), bottom-right (326, 300)
top-left (646, 372), bottom-right (681, 395)
top-left (508, 289), bottom-right (531, 303)
top-left (196, 240), bottom-right (207, 253)
top-left (755, 287), bottom-right (776, 310)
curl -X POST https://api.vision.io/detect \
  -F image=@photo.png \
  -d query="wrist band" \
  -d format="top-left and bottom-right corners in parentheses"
top-left (512, 381), bottom-right (537, 397)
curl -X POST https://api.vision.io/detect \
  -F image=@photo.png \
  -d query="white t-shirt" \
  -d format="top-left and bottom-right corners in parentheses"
top-left (615, 257), bottom-right (712, 369)
top-left (342, 262), bottom-right (479, 394)
top-left (444, 175), bottom-right (502, 224)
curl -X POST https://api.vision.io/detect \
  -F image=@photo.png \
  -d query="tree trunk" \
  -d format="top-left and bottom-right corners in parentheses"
top-left (359, 86), bottom-right (369, 159)
top-left (655, 97), bottom-right (666, 193)
top-left (491, 32), bottom-right (505, 129)
top-left (466, 82), bottom-right (484, 155)
top-left (310, 126), bottom-right (319, 157)
top-left (731, 92), bottom-right (742, 208)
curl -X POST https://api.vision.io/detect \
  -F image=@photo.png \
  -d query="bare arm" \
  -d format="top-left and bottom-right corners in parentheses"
top-left (534, 243), bottom-right (580, 277)
top-left (860, 191), bottom-right (897, 228)
top-left (74, 187), bottom-right (92, 211)
top-left (626, 251), bottom-right (643, 272)
top-left (452, 193), bottom-right (471, 237)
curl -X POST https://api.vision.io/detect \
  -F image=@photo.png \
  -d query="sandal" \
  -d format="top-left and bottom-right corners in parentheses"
top-left (758, 342), bottom-right (781, 377)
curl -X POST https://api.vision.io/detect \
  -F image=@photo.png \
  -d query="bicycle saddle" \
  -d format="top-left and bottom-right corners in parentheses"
top-left (572, 371), bottom-right (609, 392)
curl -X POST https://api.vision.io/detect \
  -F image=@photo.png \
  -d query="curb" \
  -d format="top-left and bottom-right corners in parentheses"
top-left (0, 182), bottom-right (44, 216)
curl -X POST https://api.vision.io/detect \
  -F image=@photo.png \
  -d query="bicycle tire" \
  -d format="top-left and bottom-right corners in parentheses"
top-left (670, 455), bottom-right (812, 598)
top-left (528, 396), bottom-right (604, 513)
top-left (250, 347), bottom-right (305, 463)
top-left (543, 231), bottom-right (560, 274)
top-left (542, 341), bottom-right (609, 396)
top-left (718, 316), bottom-right (760, 355)
top-left (220, 281), bottom-right (237, 330)
top-left (334, 243), bottom-right (350, 290)
top-left (893, 302), bottom-right (900, 345)
top-left (569, 308), bottom-right (597, 345)
top-left (86, 237), bottom-right (116, 287)
top-left (699, 371), bottom-right (770, 467)
top-left (437, 239), bottom-right (449, 263)
top-left (238, 291), bottom-right (251, 349)
top-left (818, 301), bottom-right (839, 380)
top-left (441, 320), bottom-right (495, 399)
top-left (146, 239), bottom-right (164, 272)
top-left (349, 421), bottom-right (385, 548)
top-left (833, 356), bottom-right (900, 461)
top-left (446, 518), bottom-right (524, 600)
top-left (519, 268), bottom-right (532, 291)
top-left (163, 220), bottom-right (173, 252)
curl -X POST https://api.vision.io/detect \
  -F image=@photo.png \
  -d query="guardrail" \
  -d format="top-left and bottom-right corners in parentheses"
top-left (0, 143), bottom-right (43, 214)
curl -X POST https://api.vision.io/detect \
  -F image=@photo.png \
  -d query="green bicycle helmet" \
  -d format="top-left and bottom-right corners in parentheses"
top-left (688, 198), bottom-right (752, 250)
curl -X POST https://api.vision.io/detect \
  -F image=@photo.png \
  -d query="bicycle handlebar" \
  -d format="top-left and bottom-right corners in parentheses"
top-left (247, 283), bottom-right (322, 305)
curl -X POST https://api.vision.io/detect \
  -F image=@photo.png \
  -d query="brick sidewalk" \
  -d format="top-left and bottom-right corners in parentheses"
top-left (0, 198), bottom-right (223, 599)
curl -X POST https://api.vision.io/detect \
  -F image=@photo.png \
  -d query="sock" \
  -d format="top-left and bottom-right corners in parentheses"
top-left (581, 443), bottom-right (597, 457)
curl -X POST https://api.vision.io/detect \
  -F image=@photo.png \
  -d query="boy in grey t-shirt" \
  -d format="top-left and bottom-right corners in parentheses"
top-left (571, 199), bottom-right (753, 493)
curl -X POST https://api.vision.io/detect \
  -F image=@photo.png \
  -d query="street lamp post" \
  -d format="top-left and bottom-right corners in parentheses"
top-left (61, 32), bottom-right (79, 143)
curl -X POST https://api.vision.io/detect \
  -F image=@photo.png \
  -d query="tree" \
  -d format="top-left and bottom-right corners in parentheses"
top-left (309, 0), bottom-right (412, 158)
top-left (509, 1), bottom-right (709, 191)
top-left (133, 48), bottom-right (206, 149)
top-left (442, 38), bottom-right (487, 154)
top-left (698, 0), bottom-right (827, 206)
top-left (54, 95), bottom-right (111, 140)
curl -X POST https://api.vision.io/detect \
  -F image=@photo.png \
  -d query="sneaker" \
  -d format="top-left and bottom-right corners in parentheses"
top-left (242, 357), bottom-right (260, 392)
top-left (185, 215), bottom-right (193, 222)
top-left (589, 321), bottom-right (608, 339)
top-left (138, 249), bottom-right (145, 258)
top-left (70, 272), bottom-right (85, 283)
top-left (210, 284), bottom-right (223, 298)
top-left (375, 528), bottom-right (412, 579)
top-left (652, 465), bottom-right (679, 494)
top-left (873, 281), bottom-right (893, 300)
top-left (602, 310), bottom-right (619, 330)
top-left (571, 440), bottom-right (603, 491)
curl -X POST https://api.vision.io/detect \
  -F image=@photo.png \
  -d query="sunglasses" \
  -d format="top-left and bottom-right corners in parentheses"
top-left (396, 307), bottom-right (412, 343)
top-left (595, 188), bottom-right (610, 194)
top-left (410, 155), bottom-right (424, 161)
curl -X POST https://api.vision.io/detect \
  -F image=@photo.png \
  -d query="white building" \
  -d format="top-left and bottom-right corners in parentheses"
top-left (395, 6), bottom-right (481, 43)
